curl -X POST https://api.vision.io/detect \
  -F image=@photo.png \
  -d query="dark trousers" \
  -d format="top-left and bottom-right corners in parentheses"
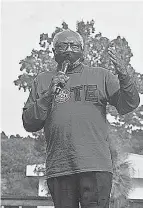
top-left (47, 171), bottom-right (113, 208)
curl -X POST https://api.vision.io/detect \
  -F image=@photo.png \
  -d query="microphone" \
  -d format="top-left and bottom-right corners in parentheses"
top-left (61, 59), bottom-right (70, 74)
top-left (55, 60), bottom-right (70, 95)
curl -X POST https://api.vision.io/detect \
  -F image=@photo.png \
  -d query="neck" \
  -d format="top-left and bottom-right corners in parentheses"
top-left (57, 58), bottom-right (82, 72)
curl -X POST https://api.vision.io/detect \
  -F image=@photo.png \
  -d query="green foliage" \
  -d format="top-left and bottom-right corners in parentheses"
top-left (14, 49), bottom-right (56, 92)
top-left (32, 129), bottom-right (46, 158)
top-left (2, 137), bottom-right (36, 174)
top-left (108, 127), bottom-right (132, 208)
top-left (76, 19), bottom-right (95, 39)
top-left (2, 172), bottom-right (39, 196)
top-left (1, 134), bottom-right (45, 196)
top-left (1, 131), bottom-right (7, 139)
top-left (131, 130), bottom-right (143, 155)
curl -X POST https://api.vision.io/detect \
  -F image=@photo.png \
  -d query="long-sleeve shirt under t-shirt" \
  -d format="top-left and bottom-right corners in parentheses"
top-left (22, 63), bottom-right (140, 178)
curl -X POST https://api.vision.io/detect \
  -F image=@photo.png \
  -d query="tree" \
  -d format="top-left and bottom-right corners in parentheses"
top-left (1, 134), bottom-right (45, 196)
top-left (1, 131), bottom-right (8, 139)
top-left (131, 129), bottom-right (143, 155)
top-left (32, 129), bottom-right (46, 158)
top-left (14, 20), bottom-right (143, 207)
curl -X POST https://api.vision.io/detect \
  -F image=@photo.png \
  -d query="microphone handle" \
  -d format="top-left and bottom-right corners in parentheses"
top-left (55, 61), bottom-right (70, 95)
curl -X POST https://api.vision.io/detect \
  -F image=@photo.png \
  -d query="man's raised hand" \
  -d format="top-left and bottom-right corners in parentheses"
top-left (108, 45), bottom-right (127, 75)
top-left (49, 72), bottom-right (69, 94)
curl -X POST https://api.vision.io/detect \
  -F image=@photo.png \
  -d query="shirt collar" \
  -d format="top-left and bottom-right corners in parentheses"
top-left (57, 58), bottom-right (83, 74)
top-left (66, 63), bottom-right (83, 74)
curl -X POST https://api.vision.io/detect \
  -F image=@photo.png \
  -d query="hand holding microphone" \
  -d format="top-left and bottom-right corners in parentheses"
top-left (50, 60), bottom-right (70, 95)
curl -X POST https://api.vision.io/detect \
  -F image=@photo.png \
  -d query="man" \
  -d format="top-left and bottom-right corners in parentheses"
top-left (22, 29), bottom-right (140, 208)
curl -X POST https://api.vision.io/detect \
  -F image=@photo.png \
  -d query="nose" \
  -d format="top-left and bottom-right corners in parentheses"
top-left (66, 44), bottom-right (72, 52)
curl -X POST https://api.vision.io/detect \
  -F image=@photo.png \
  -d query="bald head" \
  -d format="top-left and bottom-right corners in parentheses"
top-left (53, 29), bottom-right (84, 49)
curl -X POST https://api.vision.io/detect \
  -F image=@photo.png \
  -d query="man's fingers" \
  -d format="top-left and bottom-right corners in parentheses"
top-left (108, 52), bottom-right (119, 66)
top-left (108, 49), bottom-right (121, 64)
top-left (108, 52), bottom-right (117, 62)
top-left (56, 74), bottom-right (69, 81)
top-left (107, 46), bottom-right (127, 74)
top-left (108, 49), bottom-right (116, 57)
top-left (110, 58), bottom-right (118, 66)
top-left (51, 74), bottom-right (69, 92)
top-left (53, 78), bottom-right (65, 85)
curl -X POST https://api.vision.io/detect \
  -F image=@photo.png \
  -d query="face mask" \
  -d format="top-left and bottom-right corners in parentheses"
top-left (54, 51), bottom-right (83, 65)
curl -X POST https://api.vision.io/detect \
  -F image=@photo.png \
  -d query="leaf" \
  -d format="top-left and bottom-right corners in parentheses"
top-left (62, 21), bottom-right (68, 29)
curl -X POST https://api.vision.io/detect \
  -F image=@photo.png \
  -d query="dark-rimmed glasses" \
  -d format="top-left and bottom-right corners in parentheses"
top-left (55, 42), bottom-right (82, 53)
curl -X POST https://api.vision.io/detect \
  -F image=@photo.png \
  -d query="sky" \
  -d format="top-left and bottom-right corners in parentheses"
top-left (1, 1), bottom-right (143, 137)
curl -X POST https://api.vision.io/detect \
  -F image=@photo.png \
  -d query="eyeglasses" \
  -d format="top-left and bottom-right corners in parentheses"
top-left (55, 42), bottom-right (82, 52)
